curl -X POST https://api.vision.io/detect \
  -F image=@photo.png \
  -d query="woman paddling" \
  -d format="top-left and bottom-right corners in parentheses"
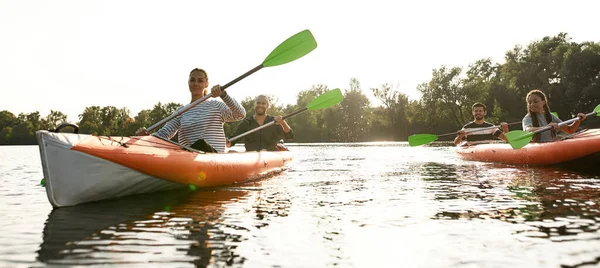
top-left (136, 68), bottom-right (246, 152)
top-left (522, 89), bottom-right (586, 142)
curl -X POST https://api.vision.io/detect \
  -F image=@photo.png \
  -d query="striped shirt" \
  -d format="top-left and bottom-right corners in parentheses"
top-left (461, 121), bottom-right (502, 142)
top-left (154, 94), bottom-right (246, 152)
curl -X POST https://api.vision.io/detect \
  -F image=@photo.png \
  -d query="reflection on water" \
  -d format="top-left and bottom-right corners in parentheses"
top-left (423, 161), bottom-right (600, 242)
top-left (1, 144), bottom-right (600, 267)
top-left (37, 189), bottom-right (241, 266)
top-left (36, 186), bottom-right (294, 267)
top-left (507, 169), bottom-right (600, 241)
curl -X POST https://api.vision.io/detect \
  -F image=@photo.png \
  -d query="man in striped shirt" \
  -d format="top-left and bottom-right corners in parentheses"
top-left (454, 102), bottom-right (508, 146)
top-left (137, 68), bottom-right (246, 153)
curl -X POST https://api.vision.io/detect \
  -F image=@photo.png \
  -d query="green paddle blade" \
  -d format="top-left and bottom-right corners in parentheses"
top-left (408, 134), bottom-right (439, 147)
top-left (306, 88), bottom-right (343, 110)
top-left (551, 112), bottom-right (558, 118)
top-left (262, 29), bottom-right (317, 67)
top-left (505, 130), bottom-right (534, 149)
top-left (593, 104), bottom-right (600, 116)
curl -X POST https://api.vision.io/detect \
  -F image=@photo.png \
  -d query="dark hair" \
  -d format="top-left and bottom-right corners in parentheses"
top-left (472, 102), bottom-right (486, 112)
top-left (189, 68), bottom-right (208, 80)
top-left (526, 89), bottom-right (555, 142)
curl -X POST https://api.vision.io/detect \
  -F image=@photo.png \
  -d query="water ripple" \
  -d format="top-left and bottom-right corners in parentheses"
top-left (1, 144), bottom-right (600, 267)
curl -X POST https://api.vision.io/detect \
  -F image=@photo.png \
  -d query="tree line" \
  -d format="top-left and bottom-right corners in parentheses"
top-left (1, 33), bottom-right (599, 145)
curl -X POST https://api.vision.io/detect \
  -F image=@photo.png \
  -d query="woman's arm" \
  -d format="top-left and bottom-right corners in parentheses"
top-left (560, 113), bottom-right (587, 134)
top-left (154, 114), bottom-right (180, 139)
top-left (219, 93), bottom-right (246, 122)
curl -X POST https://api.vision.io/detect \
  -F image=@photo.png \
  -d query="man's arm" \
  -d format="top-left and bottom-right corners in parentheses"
top-left (494, 122), bottom-right (509, 141)
top-left (454, 130), bottom-right (466, 145)
top-left (274, 116), bottom-right (294, 139)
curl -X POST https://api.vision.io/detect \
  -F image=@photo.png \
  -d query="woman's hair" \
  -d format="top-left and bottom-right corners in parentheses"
top-left (526, 89), bottom-right (555, 142)
top-left (189, 68), bottom-right (208, 80)
top-left (255, 95), bottom-right (270, 106)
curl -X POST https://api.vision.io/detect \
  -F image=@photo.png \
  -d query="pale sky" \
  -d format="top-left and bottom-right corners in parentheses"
top-left (1, 0), bottom-right (598, 122)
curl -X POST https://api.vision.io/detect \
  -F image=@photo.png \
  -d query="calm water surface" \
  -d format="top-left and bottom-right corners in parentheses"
top-left (0, 143), bottom-right (599, 267)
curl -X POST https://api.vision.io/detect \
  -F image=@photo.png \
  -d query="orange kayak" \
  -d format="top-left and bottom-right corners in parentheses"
top-left (36, 130), bottom-right (292, 207)
top-left (456, 129), bottom-right (600, 165)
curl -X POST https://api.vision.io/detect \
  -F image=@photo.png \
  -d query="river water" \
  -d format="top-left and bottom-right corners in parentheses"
top-left (0, 143), bottom-right (599, 267)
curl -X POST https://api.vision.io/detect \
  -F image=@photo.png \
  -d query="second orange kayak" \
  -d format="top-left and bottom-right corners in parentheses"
top-left (456, 129), bottom-right (600, 165)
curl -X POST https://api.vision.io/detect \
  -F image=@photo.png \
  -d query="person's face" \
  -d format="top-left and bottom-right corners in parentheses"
top-left (472, 106), bottom-right (486, 120)
top-left (188, 71), bottom-right (209, 96)
top-left (527, 94), bottom-right (545, 114)
top-left (255, 97), bottom-right (269, 115)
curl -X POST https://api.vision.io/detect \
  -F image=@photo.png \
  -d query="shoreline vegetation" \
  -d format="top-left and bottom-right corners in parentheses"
top-left (2, 33), bottom-right (600, 145)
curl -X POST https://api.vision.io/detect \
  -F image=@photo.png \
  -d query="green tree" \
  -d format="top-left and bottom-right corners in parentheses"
top-left (417, 66), bottom-right (466, 128)
top-left (10, 113), bottom-right (39, 144)
top-left (371, 83), bottom-right (411, 140)
top-left (78, 106), bottom-right (102, 135)
top-left (0, 126), bottom-right (12, 145)
top-left (44, 110), bottom-right (68, 130)
top-left (329, 78), bottom-right (370, 142)
top-left (0, 111), bottom-right (17, 131)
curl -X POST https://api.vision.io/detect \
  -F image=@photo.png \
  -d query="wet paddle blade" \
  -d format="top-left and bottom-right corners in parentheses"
top-left (408, 134), bottom-right (438, 147)
top-left (593, 104), bottom-right (600, 116)
top-left (505, 130), bottom-right (534, 149)
top-left (306, 88), bottom-right (343, 110)
top-left (262, 29), bottom-right (317, 67)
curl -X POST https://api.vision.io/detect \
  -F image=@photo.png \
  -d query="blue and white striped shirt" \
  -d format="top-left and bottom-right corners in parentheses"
top-left (154, 94), bottom-right (246, 152)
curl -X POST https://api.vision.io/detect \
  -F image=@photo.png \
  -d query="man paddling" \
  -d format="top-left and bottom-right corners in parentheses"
top-left (453, 102), bottom-right (509, 145)
top-left (227, 95), bottom-right (294, 151)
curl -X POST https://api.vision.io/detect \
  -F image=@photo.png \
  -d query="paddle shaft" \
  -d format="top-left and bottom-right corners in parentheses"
top-left (437, 126), bottom-right (493, 139)
top-left (438, 121), bottom-right (520, 138)
top-left (222, 64), bottom-right (264, 89)
top-left (529, 112), bottom-right (594, 136)
top-left (147, 64), bottom-right (264, 132)
top-left (229, 107), bottom-right (306, 142)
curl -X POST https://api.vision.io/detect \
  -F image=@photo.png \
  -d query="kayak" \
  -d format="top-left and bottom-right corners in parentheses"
top-left (455, 129), bottom-right (600, 165)
top-left (36, 130), bottom-right (293, 207)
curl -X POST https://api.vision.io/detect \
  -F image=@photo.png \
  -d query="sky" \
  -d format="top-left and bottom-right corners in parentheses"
top-left (1, 0), bottom-right (599, 123)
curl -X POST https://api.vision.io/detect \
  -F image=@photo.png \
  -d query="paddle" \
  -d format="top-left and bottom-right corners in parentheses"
top-left (505, 104), bottom-right (600, 149)
top-left (228, 88), bottom-right (344, 143)
top-left (408, 122), bottom-right (521, 147)
top-left (144, 29), bottom-right (318, 133)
